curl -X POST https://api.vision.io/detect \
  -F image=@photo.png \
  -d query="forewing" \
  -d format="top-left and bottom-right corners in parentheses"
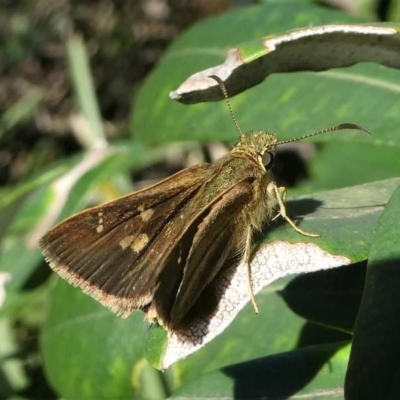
top-left (151, 180), bottom-right (254, 329)
top-left (39, 164), bottom-right (212, 317)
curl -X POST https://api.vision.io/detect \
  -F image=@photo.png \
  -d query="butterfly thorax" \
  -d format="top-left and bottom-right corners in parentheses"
top-left (234, 131), bottom-right (280, 227)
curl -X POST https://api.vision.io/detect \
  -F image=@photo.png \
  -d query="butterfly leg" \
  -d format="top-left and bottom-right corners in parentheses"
top-left (243, 227), bottom-right (259, 314)
top-left (271, 182), bottom-right (319, 238)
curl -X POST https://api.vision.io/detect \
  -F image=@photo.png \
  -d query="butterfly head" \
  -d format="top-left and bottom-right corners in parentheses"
top-left (232, 130), bottom-right (277, 170)
top-left (237, 130), bottom-right (278, 152)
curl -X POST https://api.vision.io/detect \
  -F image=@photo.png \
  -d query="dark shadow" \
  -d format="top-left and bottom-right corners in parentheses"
top-left (296, 321), bottom-right (351, 348)
top-left (219, 263), bottom-right (366, 399)
top-left (23, 259), bottom-right (53, 290)
top-left (272, 148), bottom-right (309, 188)
top-left (280, 261), bottom-right (367, 333)
top-left (223, 340), bottom-right (349, 399)
top-left (345, 257), bottom-right (400, 400)
top-left (376, 0), bottom-right (391, 20)
top-left (285, 198), bottom-right (323, 219)
top-left (258, 198), bottom-right (323, 239)
top-left (221, 256), bottom-right (400, 399)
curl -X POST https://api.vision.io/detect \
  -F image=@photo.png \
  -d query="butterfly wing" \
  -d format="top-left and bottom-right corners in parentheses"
top-left (150, 179), bottom-right (254, 329)
top-left (39, 164), bottom-right (212, 316)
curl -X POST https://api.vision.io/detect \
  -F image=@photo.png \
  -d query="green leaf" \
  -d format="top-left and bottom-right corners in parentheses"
top-left (173, 343), bottom-right (351, 399)
top-left (66, 35), bottom-right (107, 149)
top-left (41, 179), bottom-right (397, 396)
top-left (40, 280), bottom-right (154, 399)
top-left (41, 276), bottom-right (349, 398)
top-left (389, 0), bottom-right (400, 21)
top-left (32, 1), bottom-right (400, 397)
top-left (132, 1), bottom-right (400, 209)
top-left (148, 288), bottom-right (318, 374)
top-left (0, 88), bottom-right (44, 141)
top-left (266, 178), bottom-right (400, 259)
top-left (171, 23), bottom-right (400, 103)
top-left (132, 2), bottom-right (400, 144)
top-left (173, 291), bottom-right (351, 385)
top-left (345, 182), bottom-right (400, 399)
top-left (281, 261), bottom-right (366, 333)
top-left (145, 178), bottom-right (398, 369)
top-left (0, 165), bottom-right (67, 213)
top-left (306, 141), bottom-right (400, 191)
top-left (0, 318), bottom-right (29, 397)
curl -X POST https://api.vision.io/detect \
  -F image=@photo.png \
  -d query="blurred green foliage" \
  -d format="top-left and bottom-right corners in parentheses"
top-left (1, 0), bottom-right (400, 399)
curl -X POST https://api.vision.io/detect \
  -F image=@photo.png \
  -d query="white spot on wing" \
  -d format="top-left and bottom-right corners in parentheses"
top-left (96, 211), bottom-right (105, 233)
top-left (119, 235), bottom-right (134, 249)
top-left (140, 208), bottom-right (154, 222)
top-left (131, 234), bottom-right (149, 253)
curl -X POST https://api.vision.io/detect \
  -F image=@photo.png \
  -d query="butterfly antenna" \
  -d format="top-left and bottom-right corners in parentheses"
top-left (209, 75), bottom-right (244, 137)
top-left (276, 123), bottom-right (371, 145)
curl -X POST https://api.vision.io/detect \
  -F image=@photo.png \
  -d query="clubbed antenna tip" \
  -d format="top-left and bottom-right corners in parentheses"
top-left (276, 123), bottom-right (371, 146)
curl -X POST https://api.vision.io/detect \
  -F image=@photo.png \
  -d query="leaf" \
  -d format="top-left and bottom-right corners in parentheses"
top-left (0, 318), bottom-right (29, 397)
top-left (266, 177), bottom-right (400, 257)
top-left (153, 242), bottom-right (350, 370)
top-left (345, 182), bottom-right (400, 399)
top-left (172, 343), bottom-right (351, 399)
top-left (40, 280), bottom-right (152, 399)
top-left (147, 178), bottom-right (399, 368)
top-left (280, 261), bottom-right (366, 333)
top-left (307, 141), bottom-right (400, 191)
top-left (36, 2), bottom-right (400, 397)
top-left (40, 178), bottom-right (398, 398)
top-left (133, 0), bottom-right (400, 202)
top-left (389, 1), bottom-right (400, 21)
top-left (42, 275), bottom-right (349, 398)
top-left (0, 88), bottom-right (44, 141)
top-left (66, 35), bottom-right (107, 149)
top-left (170, 24), bottom-right (400, 104)
top-left (132, 2), bottom-right (400, 146)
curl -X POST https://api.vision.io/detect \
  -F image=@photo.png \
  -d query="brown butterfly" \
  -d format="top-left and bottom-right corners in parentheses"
top-left (40, 76), bottom-right (368, 330)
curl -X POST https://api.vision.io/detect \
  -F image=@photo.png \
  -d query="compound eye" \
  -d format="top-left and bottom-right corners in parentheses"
top-left (261, 151), bottom-right (274, 169)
